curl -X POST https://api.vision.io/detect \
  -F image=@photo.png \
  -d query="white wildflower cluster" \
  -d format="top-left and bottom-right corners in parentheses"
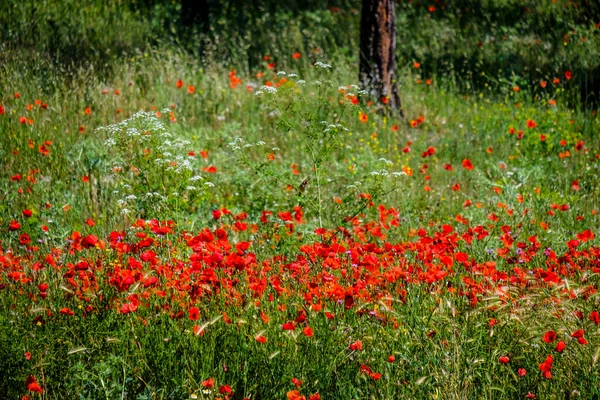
top-left (228, 137), bottom-right (245, 151)
top-left (370, 169), bottom-right (389, 177)
top-left (378, 158), bottom-right (393, 166)
top-left (314, 61), bottom-right (332, 69)
top-left (261, 85), bottom-right (278, 94)
top-left (97, 110), bottom-right (207, 217)
top-left (323, 123), bottom-right (349, 133)
top-left (228, 137), bottom-right (267, 152)
top-left (338, 84), bottom-right (360, 91)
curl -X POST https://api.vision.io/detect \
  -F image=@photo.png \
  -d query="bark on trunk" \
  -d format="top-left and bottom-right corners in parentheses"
top-left (359, 0), bottom-right (402, 116)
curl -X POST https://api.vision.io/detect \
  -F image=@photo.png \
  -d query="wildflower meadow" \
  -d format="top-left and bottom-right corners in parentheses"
top-left (2, 1), bottom-right (600, 399)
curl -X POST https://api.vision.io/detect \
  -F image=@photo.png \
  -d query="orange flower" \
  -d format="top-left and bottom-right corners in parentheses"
top-left (187, 85), bottom-right (195, 94)
top-left (526, 119), bottom-right (536, 129)
top-left (60, 307), bottom-right (75, 316)
top-left (287, 390), bottom-right (305, 400)
top-left (84, 107), bottom-right (91, 115)
top-left (292, 52), bottom-right (301, 59)
top-left (255, 335), bottom-right (267, 343)
top-left (359, 112), bottom-right (368, 123)
top-left (349, 339), bottom-right (363, 351)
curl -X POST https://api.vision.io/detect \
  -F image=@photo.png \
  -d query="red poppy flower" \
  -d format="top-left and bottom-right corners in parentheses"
top-left (542, 330), bottom-right (557, 343)
top-left (189, 307), bottom-right (199, 320)
top-left (60, 307), bottom-right (75, 316)
top-left (292, 52), bottom-right (301, 59)
top-left (26, 375), bottom-right (43, 394)
top-left (282, 322), bottom-right (296, 330)
top-left (9, 220), bottom-right (21, 231)
top-left (462, 159), bottom-right (474, 170)
top-left (19, 233), bottom-right (31, 245)
top-left (219, 385), bottom-right (233, 394)
top-left (555, 341), bottom-right (566, 352)
top-left (539, 354), bottom-right (553, 379)
top-left (526, 119), bottom-right (536, 129)
top-left (201, 377), bottom-right (214, 388)
top-left (498, 356), bottom-right (510, 364)
top-left (81, 234), bottom-right (99, 249)
top-left (303, 326), bottom-right (314, 337)
top-left (571, 329), bottom-right (584, 339)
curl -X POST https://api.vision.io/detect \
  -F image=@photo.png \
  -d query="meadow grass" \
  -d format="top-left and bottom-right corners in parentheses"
top-left (2, 2), bottom-right (600, 399)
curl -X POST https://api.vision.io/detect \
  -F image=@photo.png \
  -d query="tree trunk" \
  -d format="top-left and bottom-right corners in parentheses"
top-left (181, 0), bottom-right (209, 30)
top-left (359, 0), bottom-right (402, 116)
